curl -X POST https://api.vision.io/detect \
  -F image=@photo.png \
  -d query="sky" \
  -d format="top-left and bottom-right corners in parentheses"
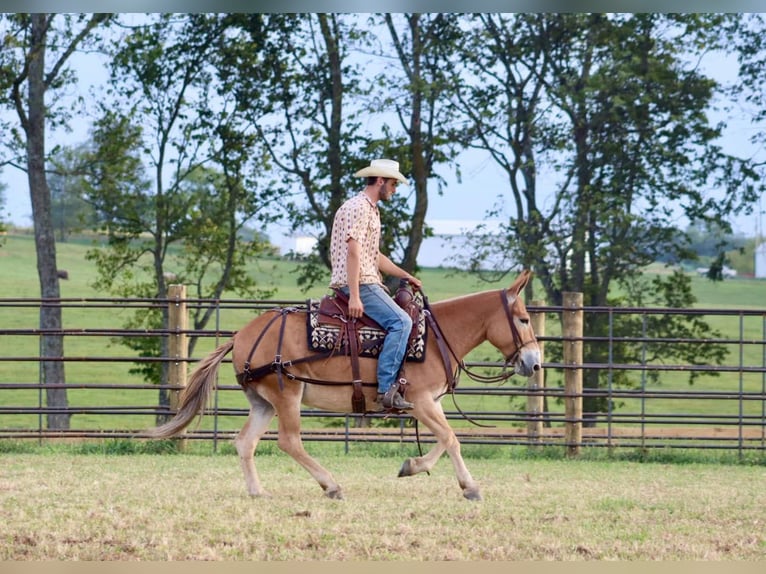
top-left (1, 21), bottom-right (765, 242)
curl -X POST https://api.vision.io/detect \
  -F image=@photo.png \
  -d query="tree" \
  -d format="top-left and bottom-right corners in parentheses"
top-left (85, 14), bottom-right (278, 422)
top-left (730, 13), bottom-right (766, 243)
top-left (0, 13), bottom-right (113, 430)
top-left (371, 13), bottom-right (464, 287)
top-left (732, 13), bottom-right (766, 169)
top-left (221, 14), bottom-right (372, 291)
top-left (48, 143), bottom-right (99, 241)
top-left (452, 14), bottom-right (757, 423)
top-left (446, 13), bottom-right (551, 289)
top-left (0, 180), bottom-right (7, 250)
top-left (0, 180), bottom-right (7, 241)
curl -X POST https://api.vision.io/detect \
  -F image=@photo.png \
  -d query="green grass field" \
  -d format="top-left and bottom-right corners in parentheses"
top-left (2, 233), bottom-right (766, 561)
top-left (0, 233), bottom-right (500, 433)
top-left (1, 232), bottom-right (765, 445)
top-left (1, 447), bottom-right (765, 560)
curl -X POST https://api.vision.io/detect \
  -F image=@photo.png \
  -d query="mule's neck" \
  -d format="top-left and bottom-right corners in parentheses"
top-left (429, 290), bottom-right (498, 360)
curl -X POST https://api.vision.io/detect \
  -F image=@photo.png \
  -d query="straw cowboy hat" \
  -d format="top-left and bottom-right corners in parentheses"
top-left (354, 159), bottom-right (408, 185)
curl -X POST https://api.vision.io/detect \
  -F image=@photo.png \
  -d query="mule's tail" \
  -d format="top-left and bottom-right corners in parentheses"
top-left (143, 339), bottom-right (235, 439)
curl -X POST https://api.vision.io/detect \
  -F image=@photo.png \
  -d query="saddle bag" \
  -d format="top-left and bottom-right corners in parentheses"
top-left (393, 279), bottom-right (423, 347)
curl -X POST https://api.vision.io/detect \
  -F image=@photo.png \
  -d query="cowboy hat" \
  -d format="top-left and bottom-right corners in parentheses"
top-left (354, 159), bottom-right (408, 185)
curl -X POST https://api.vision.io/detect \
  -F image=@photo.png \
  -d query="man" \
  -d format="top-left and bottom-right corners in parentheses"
top-left (329, 159), bottom-right (422, 410)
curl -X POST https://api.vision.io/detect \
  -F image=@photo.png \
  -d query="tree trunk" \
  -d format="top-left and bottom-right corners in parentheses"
top-left (28, 14), bottom-right (69, 430)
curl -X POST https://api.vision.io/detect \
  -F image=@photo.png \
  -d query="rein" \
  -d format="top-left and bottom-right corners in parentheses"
top-left (422, 289), bottom-right (530, 428)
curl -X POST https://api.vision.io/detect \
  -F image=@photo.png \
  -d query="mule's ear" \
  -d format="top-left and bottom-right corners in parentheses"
top-left (508, 269), bottom-right (532, 296)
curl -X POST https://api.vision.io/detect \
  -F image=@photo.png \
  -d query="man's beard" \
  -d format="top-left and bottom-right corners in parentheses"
top-left (379, 185), bottom-right (393, 201)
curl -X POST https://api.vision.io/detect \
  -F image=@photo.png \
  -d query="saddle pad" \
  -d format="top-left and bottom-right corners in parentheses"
top-left (306, 300), bottom-right (427, 362)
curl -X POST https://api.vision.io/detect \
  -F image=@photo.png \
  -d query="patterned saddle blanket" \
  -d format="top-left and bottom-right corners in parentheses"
top-left (306, 290), bottom-right (427, 363)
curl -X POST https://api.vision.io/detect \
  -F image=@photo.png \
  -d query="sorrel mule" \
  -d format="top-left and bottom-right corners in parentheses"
top-left (144, 270), bottom-right (541, 500)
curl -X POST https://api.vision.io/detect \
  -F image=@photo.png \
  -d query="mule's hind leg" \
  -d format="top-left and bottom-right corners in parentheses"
top-left (235, 387), bottom-right (275, 497)
top-left (273, 394), bottom-right (343, 500)
top-left (403, 399), bottom-right (482, 501)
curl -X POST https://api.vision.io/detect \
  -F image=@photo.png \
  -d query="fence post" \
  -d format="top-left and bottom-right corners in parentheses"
top-left (528, 300), bottom-right (545, 445)
top-left (562, 291), bottom-right (583, 457)
top-left (168, 284), bottom-right (188, 450)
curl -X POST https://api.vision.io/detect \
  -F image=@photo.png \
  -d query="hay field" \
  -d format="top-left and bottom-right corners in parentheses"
top-left (1, 450), bottom-right (765, 560)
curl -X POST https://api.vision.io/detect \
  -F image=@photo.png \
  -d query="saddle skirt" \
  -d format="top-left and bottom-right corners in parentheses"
top-left (306, 286), bottom-right (427, 363)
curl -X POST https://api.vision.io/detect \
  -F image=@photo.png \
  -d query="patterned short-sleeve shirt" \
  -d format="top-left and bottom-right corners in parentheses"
top-left (329, 192), bottom-right (382, 288)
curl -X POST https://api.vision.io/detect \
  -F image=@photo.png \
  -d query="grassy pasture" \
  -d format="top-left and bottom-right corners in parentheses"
top-left (2, 233), bottom-right (766, 562)
top-left (1, 232), bottom-right (765, 440)
top-left (0, 446), bottom-right (765, 560)
top-left (0, 234), bottom-right (492, 433)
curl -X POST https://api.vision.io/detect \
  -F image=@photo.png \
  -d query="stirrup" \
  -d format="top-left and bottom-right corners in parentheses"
top-left (381, 385), bottom-right (414, 410)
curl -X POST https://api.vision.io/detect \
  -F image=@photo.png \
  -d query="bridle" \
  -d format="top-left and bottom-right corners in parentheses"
top-left (499, 288), bottom-right (533, 368)
top-left (433, 289), bottom-right (537, 387)
top-left (424, 288), bottom-right (537, 430)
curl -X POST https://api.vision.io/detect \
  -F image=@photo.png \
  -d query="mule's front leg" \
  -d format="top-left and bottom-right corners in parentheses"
top-left (449, 439), bottom-right (482, 501)
top-left (406, 401), bottom-right (482, 501)
top-left (398, 443), bottom-right (445, 477)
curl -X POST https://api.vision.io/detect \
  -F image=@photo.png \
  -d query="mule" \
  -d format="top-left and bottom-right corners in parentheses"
top-left (144, 270), bottom-right (541, 500)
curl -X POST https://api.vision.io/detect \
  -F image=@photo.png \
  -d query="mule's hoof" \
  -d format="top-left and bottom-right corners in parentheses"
top-left (398, 458), bottom-right (414, 477)
top-left (325, 488), bottom-right (344, 500)
top-left (248, 490), bottom-right (271, 498)
top-left (463, 489), bottom-right (482, 501)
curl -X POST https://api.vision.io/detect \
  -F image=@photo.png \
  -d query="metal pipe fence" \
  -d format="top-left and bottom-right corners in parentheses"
top-left (1, 295), bottom-right (764, 457)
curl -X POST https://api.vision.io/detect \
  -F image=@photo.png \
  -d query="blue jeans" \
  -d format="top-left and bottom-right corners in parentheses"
top-left (341, 283), bottom-right (412, 393)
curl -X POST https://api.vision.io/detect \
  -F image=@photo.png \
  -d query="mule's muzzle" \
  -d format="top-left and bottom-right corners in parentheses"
top-left (514, 348), bottom-right (542, 378)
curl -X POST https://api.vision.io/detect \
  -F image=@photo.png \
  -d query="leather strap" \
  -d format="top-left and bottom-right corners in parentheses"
top-left (238, 308), bottom-right (292, 387)
top-left (346, 318), bottom-right (366, 412)
top-left (421, 296), bottom-right (460, 390)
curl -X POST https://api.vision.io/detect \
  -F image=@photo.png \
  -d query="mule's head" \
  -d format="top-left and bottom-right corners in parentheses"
top-left (487, 269), bottom-right (542, 377)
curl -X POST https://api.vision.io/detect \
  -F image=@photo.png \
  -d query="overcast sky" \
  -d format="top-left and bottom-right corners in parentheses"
top-left (2, 21), bottom-right (764, 241)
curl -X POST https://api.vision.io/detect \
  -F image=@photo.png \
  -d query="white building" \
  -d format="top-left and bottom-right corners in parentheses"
top-left (276, 233), bottom-right (318, 259)
top-left (755, 241), bottom-right (766, 279)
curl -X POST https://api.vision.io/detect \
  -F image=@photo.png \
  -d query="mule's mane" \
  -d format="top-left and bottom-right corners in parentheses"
top-left (429, 288), bottom-right (507, 309)
top-left (426, 289), bottom-right (506, 352)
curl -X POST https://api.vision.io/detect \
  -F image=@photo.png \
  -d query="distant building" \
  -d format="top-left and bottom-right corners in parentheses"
top-left (276, 233), bottom-right (318, 259)
top-left (696, 265), bottom-right (737, 278)
top-left (755, 242), bottom-right (766, 279)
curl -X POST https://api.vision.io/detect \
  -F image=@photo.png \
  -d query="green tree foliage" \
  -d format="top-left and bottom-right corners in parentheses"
top-left (732, 13), bottom-right (766, 163)
top-left (0, 13), bottom-right (113, 430)
top-left (680, 221), bottom-right (749, 280)
top-left (221, 14), bottom-right (464, 291)
top-left (445, 13), bottom-right (552, 281)
top-left (0, 180), bottom-right (7, 241)
top-left (83, 14), bottom-right (278, 420)
top-left (47, 144), bottom-right (99, 241)
top-left (371, 14), bottom-right (464, 285)
top-left (448, 14), bottom-right (759, 423)
top-left (219, 14), bottom-right (370, 291)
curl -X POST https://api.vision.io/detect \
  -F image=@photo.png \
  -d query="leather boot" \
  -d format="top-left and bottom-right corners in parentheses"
top-left (381, 383), bottom-right (414, 410)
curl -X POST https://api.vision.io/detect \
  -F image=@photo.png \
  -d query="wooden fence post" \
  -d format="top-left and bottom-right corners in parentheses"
top-left (528, 300), bottom-right (545, 444)
top-left (167, 284), bottom-right (188, 450)
top-left (562, 291), bottom-right (583, 457)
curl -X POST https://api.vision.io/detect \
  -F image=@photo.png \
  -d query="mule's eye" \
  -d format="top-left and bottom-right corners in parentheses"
top-left (519, 318), bottom-right (529, 325)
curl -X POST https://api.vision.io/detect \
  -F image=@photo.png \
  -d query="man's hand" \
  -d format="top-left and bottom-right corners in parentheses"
top-left (348, 293), bottom-right (364, 318)
top-left (406, 275), bottom-right (423, 291)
